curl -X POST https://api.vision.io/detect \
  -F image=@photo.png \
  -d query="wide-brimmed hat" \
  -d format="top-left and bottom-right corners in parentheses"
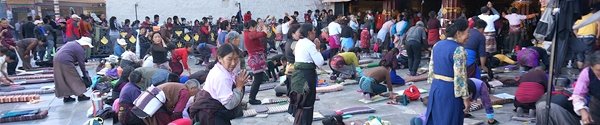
top-left (76, 37), bottom-right (94, 48)
top-left (117, 39), bottom-right (127, 46)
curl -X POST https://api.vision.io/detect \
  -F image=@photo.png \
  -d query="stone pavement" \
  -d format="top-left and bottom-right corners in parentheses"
top-left (0, 58), bottom-right (536, 125)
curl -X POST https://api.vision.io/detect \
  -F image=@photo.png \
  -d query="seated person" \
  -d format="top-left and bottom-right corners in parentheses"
top-left (330, 48), bottom-right (360, 79)
top-left (466, 78), bottom-right (498, 124)
top-left (0, 47), bottom-right (14, 85)
top-left (514, 67), bottom-right (548, 113)
top-left (359, 66), bottom-right (395, 101)
top-left (118, 69), bottom-right (145, 125)
top-left (266, 54), bottom-right (285, 82)
top-left (189, 44), bottom-right (246, 124)
top-left (536, 78), bottom-right (579, 125)
top-left (517, 46), bottom-right (549, 71)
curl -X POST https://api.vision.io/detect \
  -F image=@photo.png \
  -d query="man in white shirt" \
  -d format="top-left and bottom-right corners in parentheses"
top-left (328, 17), bottom-right (343, 55)
top-left (478, 2), bottom-right (500, 53)
top-left (503, 7), bottom-right (538, 53)
top-left (282, 15), bottom-right (294, 43)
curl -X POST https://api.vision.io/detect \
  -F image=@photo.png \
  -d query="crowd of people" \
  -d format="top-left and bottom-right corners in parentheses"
top-left (0, 1), bottom-right (598, 124)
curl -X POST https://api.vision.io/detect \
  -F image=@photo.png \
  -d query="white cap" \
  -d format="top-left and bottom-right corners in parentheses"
top-left (33, 20), bottom-right (43, 25)
top-left (117, 39), bottom-right (127, 46)
top-left (76, 37), bottom-right (93, 48)
top-left (71, 14), bottom-right (80, 19)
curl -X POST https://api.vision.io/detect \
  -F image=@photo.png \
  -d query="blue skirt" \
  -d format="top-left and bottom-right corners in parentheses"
top-left (425, 79), bottom-right (464, 125)
top-left (341, 37), bottom-right (354, 52)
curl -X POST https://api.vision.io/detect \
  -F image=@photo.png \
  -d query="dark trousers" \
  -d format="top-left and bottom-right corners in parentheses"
top-left (328, 48), bottom-right (339, 61)
top-left (267, 39), bottom-right (277, 51)
top-left (291, 69), bottom-right (317, 125)
top-left (406, 40), bottom-right (422, 75)
top-left (514, 99), bottom-right (537, 111)
top-left (506, 31), bottom-right (522, 53)
top-left (7, 59), bottom-right (18, 75)
top-left (249, 72), bottom-right (267, 100)
top-left (266, 61), bottom-right (278, 80)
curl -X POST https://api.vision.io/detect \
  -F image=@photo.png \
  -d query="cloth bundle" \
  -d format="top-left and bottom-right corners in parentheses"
top-left (0, 94), bottom-right (40, 103)
top-left (316, 84), bottom-right (344, 93)
top-left (0, 110), bottom-right (48, 123)
top-left (9, 74), bottom-right (53, 80)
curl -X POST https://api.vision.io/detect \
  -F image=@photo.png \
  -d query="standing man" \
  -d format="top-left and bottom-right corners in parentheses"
top-left (478, 2), bottom-right (500, 53)
top-left (404, 21), bottom-right (427, 76)
top-left (502, 7), bottom-right (537, 53)
top-left (573, 8), bottom-right (599, 69)
top-left (153, 14), bottom-right (160, 26)
top-left (464, 20), bottom-right (489, 79)
top-left (21, 16), bottom-right (36, 39)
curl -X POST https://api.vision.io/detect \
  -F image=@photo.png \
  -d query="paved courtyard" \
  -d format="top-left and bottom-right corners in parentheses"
top-left (1, 58), bottom-right (535, 125)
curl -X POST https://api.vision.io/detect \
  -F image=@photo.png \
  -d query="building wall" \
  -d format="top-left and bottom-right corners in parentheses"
top-left (106, 0), bottom-right (330, 22)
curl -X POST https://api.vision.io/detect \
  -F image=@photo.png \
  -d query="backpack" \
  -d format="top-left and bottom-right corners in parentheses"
top-left (533, 1), bottom-right (556, 40)
top-left (403, 85), bottom-right (421, 101)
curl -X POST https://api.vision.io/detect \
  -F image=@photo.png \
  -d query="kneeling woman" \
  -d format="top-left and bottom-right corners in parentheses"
top-left (290, 24), bottom-right (325, 125)
top-left (330, 47), bottom-right (359, 79)
top-left (189, 44), bottom-right (249, 125)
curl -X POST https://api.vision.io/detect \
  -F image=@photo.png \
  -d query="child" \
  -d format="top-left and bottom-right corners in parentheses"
top-left (0, 47), bottom-right (14, 85)
top-left (360, 25), bottom-right (371, 56)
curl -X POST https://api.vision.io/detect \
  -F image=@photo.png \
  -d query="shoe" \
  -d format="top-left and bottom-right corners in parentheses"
top-left (63, 97), bottom-right (75, 103)
top-left (77, 95), bottom-right (90, 101)
top-left (249, 99), bottom-right (262, 105)
top-left (528, 109), bottom-right (536, 118)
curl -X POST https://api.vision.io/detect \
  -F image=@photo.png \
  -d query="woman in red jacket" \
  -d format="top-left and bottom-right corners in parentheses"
top-left (243, 20), bottom-right (268, 105)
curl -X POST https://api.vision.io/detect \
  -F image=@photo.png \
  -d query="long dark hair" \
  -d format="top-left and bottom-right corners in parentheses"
top-left (445, 19), bottom-right (468, 38)
top-left (109, 16), bottom-right (117, 30)
top-left (287, 24), bottom-right (301, 40)
top-left (585, 50), bottom-right (600, 67)
top-left (298, 23), bottom-right (315, 39)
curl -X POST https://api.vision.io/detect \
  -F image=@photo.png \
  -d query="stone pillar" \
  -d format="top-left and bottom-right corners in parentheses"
top-left (53, 0), bottom-right (59, 19)
top-left (441, 0), bottom-right (461, 21)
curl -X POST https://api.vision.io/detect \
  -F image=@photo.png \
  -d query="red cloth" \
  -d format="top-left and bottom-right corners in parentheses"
top-left (243, 30), bottom-right (267, 53)
top-left (427, 29), bottom-right (440, 46)
top-left (244, 13), bottom-right (252, 23)
top-left (360, 29), bottom-right (371, 49)
top-left (515, 82), bottom-right (545, 103)
top-left (404, 85), bottom-right (421, 101)
top-left (376, 14), bottom-right (385, 31)
top-left (65, 19), bottom-right (81, 39)
top-left (468, 18), bottom-right (475, 29)
top-left (79, 21), bottom-right (91, 37)
top-left (171, 48), bottom-right (190, 70)
top-left (304, 14), bottom-right (312, 23)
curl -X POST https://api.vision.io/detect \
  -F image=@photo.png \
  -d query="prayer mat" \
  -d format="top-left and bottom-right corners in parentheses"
top-left (0, 86), bottom-right (25, 92)
top-left (359, 62), bottom-right (380, 68)
top-left (359, 59), bottom-right (374, 65)
top-left (468, 100), bottom-right (484, 112)
top-left (319, 110), bottom-right (337, 117)
top-left (511, 116), bottom-right (536, 122)
top-left (491, 96), bottom-right (514, 105)
top-left (260, 98), bottom-right (288, 105)
top-left (15, 70), bottom-right (53, 76)
top-left (266, 105), bottom-right (288, 114)
top-left (0, 89), bottom-right (54, 96)
top-left (13, 79), bottom-right (54, 85)
top-left (463, 118), bottom-right (484, 125)
top-left (244, 83), bottom-right (277, 93)
top-left (9, 74), bottom-right (53, 80)
top-left (496, 76), bottom-right (519, 87)
top-left (335, 106), bottom-right (376, 115)
top-left (243, 109), bottom-right (258, 117)
top-left (316, 84), bottom-right (344, 93)
top-left (254, 105), bottom-right (268, 113)
top-left (0, 110), bottom-right (48, 123)
top-left (313, 112), bottom-right (325, 121)
top-left (0, 94), bottom-right (40, 103)
top-left (404, 74), bottom-right (428, 82)
top-left (358, 95), bottom-right (387, 104)
top-left (341, 80), bottom-right (358, 85)
top-left (344, 120), bottom-right (366, 125)
top-left (488, 80), bottom-right (504, 88)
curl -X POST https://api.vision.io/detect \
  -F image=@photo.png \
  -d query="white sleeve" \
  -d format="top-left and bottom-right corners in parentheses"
top-left (492, 15), bottom-right (500, 21)
top-left (308, 43), bottom-right (325, 67)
